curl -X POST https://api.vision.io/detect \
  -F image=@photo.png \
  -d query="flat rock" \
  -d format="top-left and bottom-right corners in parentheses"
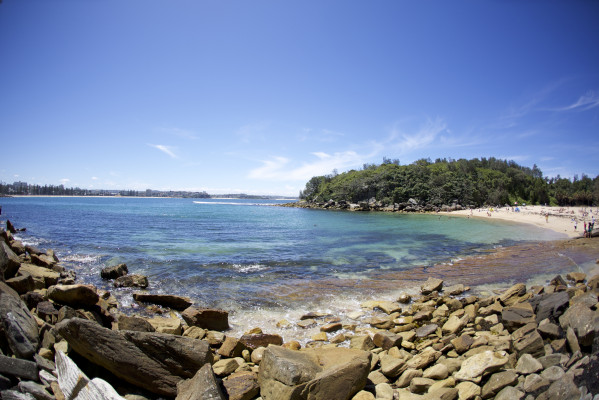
top-left (47, 284), bottom-right (99, 307)
top-left (0, 282), bottom-right (40, 358)
top-left (373, 331), bottom-right (402, 350)
top-left (117, 315), bottom-right (155, 332)
top-left (175, 364), bottom-right (225, 400)
top-left (515, 353), bottom-right (543, 374)
top-left (5, 273), bottom-right (35, 294)
top-left (181, 307), bottom-right (229, 331)
top-left (531, 291), bottom-right (569, 323)
top-left (100, 263), bottom-right (128, 280)
top-left (18, 263), bottom-right (60, 287)
top-left (498, 283), bottom-right (526, 306)
top-left (421, 277), bottom-right (443, 295)
top-left (132, 293), bottom-right (193, 311)
top-left (456, 381), bottom-right (481, 400)
top-left (512, 324), bottom-right (545, 357)
top-left (415, 323), bottom-right (438, 338)
top-left (258, 346), bottom-right (371, 400)
top-left (55, 317), bottom-right (212, 397)
top-left (454, 350), bottom-right (509, 383)
top-left (565, 272), bottom-right (586, 282)
top-left (0, 354), bottom-right (38, 381)
top-left (501, 302), bottom-right (535, 332)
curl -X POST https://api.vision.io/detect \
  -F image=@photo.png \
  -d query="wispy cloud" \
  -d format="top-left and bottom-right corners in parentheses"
top-left (148, 144), bottom-right (178, 159)
top-left (385, 117), bottom-right (447, 154)
top-left (59, 178), bottom-right (70, 185)
top-left (555, 90), bottom-right (599, 112)
top-left (236, 122), bottom-right (270, 143)
top-left (248, 151), bottom-right (363, 181)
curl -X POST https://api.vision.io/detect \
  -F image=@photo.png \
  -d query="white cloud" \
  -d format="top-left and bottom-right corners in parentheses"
top-left (236, 122), bottom-right (270, 143)
top-left (59, 178), bottom-right (70, 185)
top-left (248, 151), bottom-right (363, 182)
top-left (91, 176), bottom-right (98, 180)
top-left (160, 127), bottom-right (198, 140)
top-left (148, 144), bottom-right (178, 159)
top-left (388, 117), bottom-right (447, 154)
top-left (557, 90), bottom-right (599, 112)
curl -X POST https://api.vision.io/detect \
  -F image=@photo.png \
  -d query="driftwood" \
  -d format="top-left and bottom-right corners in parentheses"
top-left (55, 351), bottom-right (124, 400)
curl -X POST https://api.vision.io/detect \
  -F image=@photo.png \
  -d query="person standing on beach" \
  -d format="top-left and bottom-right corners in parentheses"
top-left (545, 213), bottom-right (548, 223)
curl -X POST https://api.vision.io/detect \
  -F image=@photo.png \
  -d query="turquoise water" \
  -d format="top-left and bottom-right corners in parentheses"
top-left (0, 196), bottom-right (567, 337)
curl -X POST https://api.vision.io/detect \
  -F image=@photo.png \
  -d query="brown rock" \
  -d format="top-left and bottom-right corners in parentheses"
top-left (373, 331), bottom-right (402, 350)
top-left (0, 241), bottom-right (21, 280)
top-left (48, 284), bottom-right (99, 307)
top-left (218, 336), bottom-right (247, 358)
top-left (117, 315), bottom-right (155, 332)
top-left (55, 317), bottom-right (213, 397)
top-left (498, 283), bottom-right (526, 306)
top-left (421, 277), bottom-right (443, 295)
top-left (175, 364), bottom-right (225, 400)
top-left (320, 322), bottom-right (342, 333)
top-left (223, 371), bottom-right (259, 400)
top-left (512, 324), bottom-right (545, 358)
top-left (100, 263), bottom-right (128, 280)
top-left (239, 333), bottom-right (283, 350)
top-left (181, 307), bottom-right (229, 331)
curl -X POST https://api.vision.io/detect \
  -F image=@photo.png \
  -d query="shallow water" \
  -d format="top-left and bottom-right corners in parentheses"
top-left (2, 196), bottom-right (583, 341)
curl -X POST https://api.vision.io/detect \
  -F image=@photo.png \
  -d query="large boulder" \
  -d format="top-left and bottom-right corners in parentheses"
top-left (258, 346), bottom-right (371, 400)
top-left (132, 293), bottom-right (193, 311)
top-left (100, 263), bottom-right (128, 280)
top-left (55, 318), bottom-right (213, 397)
top-left (421, 277), bottom-right (443, 295)
top-left (181, 307), bottom-right (229, 331)
top-left (531, 291), bottom-right (569, 323)
top-left (0, 282), bottom-right (39, 359)
top-left (454, 350), bottom-right (509, 383)
top-left (18, 263), bottom-right (60, 287)
top-left (0, 241), bottom-right (20, 280)
top-left (48, 284), bottom-right (99, 307)
top-left (558, 302), bottom-right (599, 347)
top-left (239, 334), bottom-right (283, 350)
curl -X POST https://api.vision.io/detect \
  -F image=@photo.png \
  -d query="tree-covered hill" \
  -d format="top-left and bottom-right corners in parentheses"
top-left (299, 157), bottom-right (598, 210)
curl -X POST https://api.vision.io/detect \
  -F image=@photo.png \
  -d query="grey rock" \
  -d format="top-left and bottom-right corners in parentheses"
top-left (56, 317), bottom-right (212, 397)
top-left (481, 370), bottom-right (518, 398)
top-left (132, 293), bottom-right (193, 311)
top-left (0, 354), bottom-right (38, 381)
top-left (0, 241), bottom-right (21, 280)
top-left (455, 350), bottom-right (509, 383)
top-left (421, 277), bottom-right (443, 295)
top-left (515, 353), bottom-right (543, 374)
top-left (100, 263), bottom-right (128, 280)
top-left (540, 366), bottom-right (565, 382)
top-left (523, 373), bottom-right (550, 393)
top-left (0, 390), bottom-right (36, 400)
top-left (0, 282), bottom-right (39, 358)
top-left (395, 368), bottom-right (422, 388)
top-left (117, 315), bottom-right (155, 332)
top-left (17, 381), bottom-right (54, 400)
top-left (175, 364), bottom-right (225, 400)
top-left (536, 375), bottom-right (581, 400)
top-left (532, 292), bottom-right (569, 323)
top-left (495, 386), bottom-right (524, 400)
top-left (415, 324), bottom-right (438, 338)
top-left (512, 324), bottom-right (545, 358)
top-left (501, 303), bottom-right (536, 332)
top-left (559, 302), bottom-right (599, 347)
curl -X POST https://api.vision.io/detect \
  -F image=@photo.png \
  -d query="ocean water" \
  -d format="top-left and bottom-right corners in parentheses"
top-left (0, 196), bottom-right (573, 340)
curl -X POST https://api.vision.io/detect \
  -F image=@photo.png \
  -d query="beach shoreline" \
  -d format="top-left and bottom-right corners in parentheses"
top-left (440, 205), bottom-right (597, 239)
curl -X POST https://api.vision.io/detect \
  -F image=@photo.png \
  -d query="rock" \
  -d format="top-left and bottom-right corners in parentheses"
top-left (0, 354), bottom-right (38, 381)
top-left (451, 333), bottom-right (474, 354)
top-left (350, 335), bottom-right (375, 351)
top-left (0, 241), bottom-right (21, 280)
top-left (36, 301), bottom-right (59, 322)
top-left (566, 272), bottom-right (586, 283)
top-left (456, 381), bottom-right (481, 400)
top-left (538, 319), bottom-right (562, 339)
top-left (218, 337), bottom-right (247, 358)
top-left (501, 302), bottom-right (535, 332)
top-left (442, 315), bottom-right (468, 335)
top-left (480, 370), bottom-right (518, 398)
top-left (114, 274), bottom-right (148, 288)
top-left (17, 381), bottom-right (54, 400)
top-left (410, 377), bottom-right (434, 394)
top-left (47, 284), bottom-right (99, 307)
top-left (320, 322), bottom-right (342, 333)
top-left (495, 386), bottom-right (524, 400)
top-left (239, 333), bottom-right (283, 350)
top-left (117, 315), bottom-right (155, 332)
top-left (515, 353), bottom-right (543, 374)
top-left (223, 371), bottom-right (259, 400)
top-left (5, 273), bottom-right (35, 294)
top-left (0, 282), bottom-right (40, 358)
top-left (147, 316), bottom-right (183, 335)
top-left (380, 354), bottom-right (405, 378)
top-left (175, 364), bottom-right (225, 400)
top-left (18, 264), bottom-right (60, 287)
top-left (55, 351), bottom-right (124, 400)
top-left (540, 365), bottom-right (565, 382)
top-left (132, 293), bottom-right (193, 311)
top-left (565, 326), bottom-right (580, 353)
top-left (559, 302), bottom-right (599, 347)
top-left (213, 358), bottom-right (242, 376)
top-left (55, 318), bottom-right (212, 397)
top-left (498, 283), bottom-right (526, 306)
top-left (30, 253), bottom-right (56, 268)
top-left (415, 323), bottom-right (438, 338)
top-left (181, 307), bottom-right (229, 331)
top-left (397, 293), bottom-right (412, 304)
top-left (100, 263), bottom-right (128, 280)
top-left (423, 363), bottom-right (448, 380)
top-left (182, 326), bottom-right (206, 340)
top-left (536, 375), bottom-right (581, 400)
top-left (0, 390), bottom-right (36, 400)
top-left (404, 347), bottom-right (441, 371)
top-left (421, 277), bottom-right (443, 295)
top-left (446, 283), bottom-right (465, 296)
top-left (454, 350), bottom-right (509, 383)
top-left (258, 346), bottom-right (371, 400)
top-left (395, 368), bottom-right (422, 388)
top-left (352, 391), bottom-right (375, 400)
top-left (512, 324), bottom-right (545, 357)
top-left (531, 291), bottom-right (569, 323)
top-left (523, 373), bottom-right (550, 393)
top-left (373, 331), bottom-right (402, 350)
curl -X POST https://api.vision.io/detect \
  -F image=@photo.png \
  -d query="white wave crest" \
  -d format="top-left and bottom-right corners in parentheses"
top-left (233, 264), bottom-right (267, 273)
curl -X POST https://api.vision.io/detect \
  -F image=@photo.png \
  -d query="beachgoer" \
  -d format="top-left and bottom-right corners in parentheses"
top-left (574, 219), bottom-right (577, 230)
top-left (545, 213), bottom-right (548, 223)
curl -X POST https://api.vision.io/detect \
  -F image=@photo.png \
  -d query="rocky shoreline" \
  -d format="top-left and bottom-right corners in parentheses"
top-left (1, 219), bottom-right (599, 400)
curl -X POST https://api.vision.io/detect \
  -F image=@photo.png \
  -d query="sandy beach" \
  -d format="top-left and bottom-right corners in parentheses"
top-left (442, 205), bottom-right (598, 239)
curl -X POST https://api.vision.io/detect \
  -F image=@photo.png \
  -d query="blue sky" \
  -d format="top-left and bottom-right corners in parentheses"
top-left (1, 1), bottom-right (598, 196)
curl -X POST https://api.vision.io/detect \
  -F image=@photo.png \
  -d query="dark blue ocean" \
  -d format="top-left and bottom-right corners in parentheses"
top-left (0, 197), bottom-right (566, 338)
